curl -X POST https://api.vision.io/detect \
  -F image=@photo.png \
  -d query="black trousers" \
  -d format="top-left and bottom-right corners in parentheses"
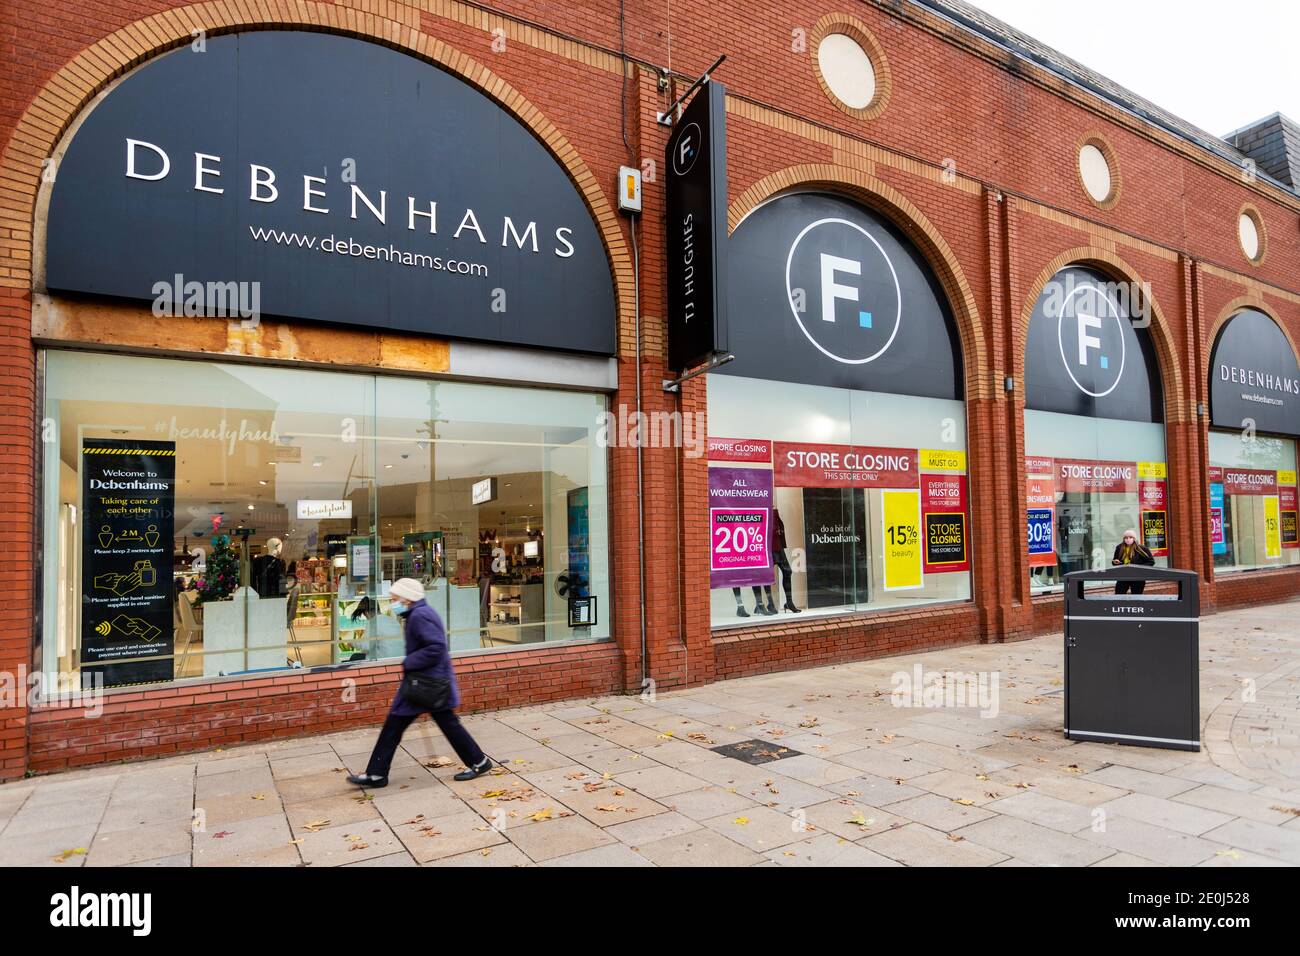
top-left (773, 549), bottom-right (794, 605)
top-left (1114, 580), bottom-right (1147, 595)
top-left (366, 709), bottom-right (486, 777)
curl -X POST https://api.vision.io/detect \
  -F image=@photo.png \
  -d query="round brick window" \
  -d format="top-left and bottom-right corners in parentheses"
top-left (1076, 136), bottom-right (1120, 208)
top-left (1238, 206), bottom-right (1265, 264)
top-left (817, 33), bottom-right (876, 110)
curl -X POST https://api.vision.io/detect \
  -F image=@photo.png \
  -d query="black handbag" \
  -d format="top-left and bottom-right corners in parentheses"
top-left (400, 671), bottom-right (451, 711)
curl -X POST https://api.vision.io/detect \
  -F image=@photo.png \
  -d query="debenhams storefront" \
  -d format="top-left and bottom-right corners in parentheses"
top-left (10, 19), bottom-right (1300, 776)
top-left (26, 30), bottom-right (627, 763)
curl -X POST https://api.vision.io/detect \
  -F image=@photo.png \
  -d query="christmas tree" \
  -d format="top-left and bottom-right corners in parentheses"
top-left (196, 533), bottom-right (239, 605)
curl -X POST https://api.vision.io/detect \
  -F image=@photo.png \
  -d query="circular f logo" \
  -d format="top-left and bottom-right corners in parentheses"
top-left (785, 218), bottom-right (901, 365)
top-left (672, 122), bottom-right (702, 176)
top-left (1055, 281), bottom-right (1127, 397)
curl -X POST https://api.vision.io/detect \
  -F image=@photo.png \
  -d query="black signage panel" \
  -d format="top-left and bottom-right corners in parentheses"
top-left (80, 440), bottom-right (176, 687)
top-left (925, 512), bottom-right (967, 565)
top-left (719, 192), bottom-right (962, 399)
top-left (45, 31), bottom-right (616, 354)
top-left (801, 488), bottom-right (869, 608)
top-left (1209, 308), bottom-right (1300, 435)
top-left (1024, 266), bottom-right (1163, 422)
top-left (665, 81), bottom-right (729, 371)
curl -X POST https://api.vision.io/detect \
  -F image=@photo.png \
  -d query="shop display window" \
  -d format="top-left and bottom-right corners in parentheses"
top-left (707, 376), bottom-right (971, 627)
top-left (39, 350), bottom-right (610, 692)
top-left (1021, 266), bottom-right (1168, 593)
top-left (1208, 431), bottom-right (1299, 573)
top-left (1025, 411), bottom-right (1169, 592)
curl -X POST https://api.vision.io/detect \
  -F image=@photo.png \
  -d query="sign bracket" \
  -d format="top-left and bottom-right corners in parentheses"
top-left (663, 350), bottom-right (734, 393)
top-left (657, 54), bottom-right (727, 126)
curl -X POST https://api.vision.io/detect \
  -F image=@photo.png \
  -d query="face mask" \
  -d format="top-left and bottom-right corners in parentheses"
top-left (393, 600), bottom-right (410, 616)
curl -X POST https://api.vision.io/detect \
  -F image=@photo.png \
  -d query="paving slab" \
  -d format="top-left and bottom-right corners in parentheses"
top-left (860, 822), bottom-right (1009, 867)
top-left (634, 828), bottom-right (765, 867)
top-left (765, 833), bottom-right (903, 867)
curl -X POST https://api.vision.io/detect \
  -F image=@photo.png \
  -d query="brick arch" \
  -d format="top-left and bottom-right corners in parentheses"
top-left (1206, 295), bottom-right (1300, 380)
top-left (728, 164), bottom-right (992, 400)
top-left (1014, 246), bottom-right (1187, 423)
top-left (0, 1), bottom-right (635, 346)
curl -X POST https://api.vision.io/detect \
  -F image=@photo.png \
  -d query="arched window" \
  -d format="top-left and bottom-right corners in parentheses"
top-left (1207, 309), bottom-right (1300, 571)
top-left (707, 192), bottom-right (969, 625)
top-left (1023, 266), bottom-right (1167, 591)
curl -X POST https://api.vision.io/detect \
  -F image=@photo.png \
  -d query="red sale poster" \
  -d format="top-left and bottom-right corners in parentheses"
top-left (1281, 483), bottom-right (1298, 550)
top-left (773, 442), bottom-right (918, 489)
top-left (1055, 458), bottom-right (1138, 493)
top-left (1139, 479), bottom-right (1169, 557)
top-left (1026, 475), bottom-right (1056, 567)
top-left (707, 436), bottom-right (772, 463)
top-left (921, 474), bottom-right (969, 573)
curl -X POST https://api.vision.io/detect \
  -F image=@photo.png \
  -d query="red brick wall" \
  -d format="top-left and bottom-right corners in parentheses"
top-left (2, 0), bottom-right (1299, 778)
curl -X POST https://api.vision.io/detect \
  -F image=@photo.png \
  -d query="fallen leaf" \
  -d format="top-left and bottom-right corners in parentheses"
top-left (733, 816), bottom-right (751, 825)
top-left (953, 798), bottom-right (975, 806)
top-left (302, 820), bottom-right (331, 832)
top-left (53, 847), bottom-right (87, 862)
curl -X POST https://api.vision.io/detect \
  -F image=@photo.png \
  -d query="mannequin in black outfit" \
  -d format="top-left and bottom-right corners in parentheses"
top-left (251, 537), bottom-right (286, 598)
top-left (771, 509), bottom-right (800, 613)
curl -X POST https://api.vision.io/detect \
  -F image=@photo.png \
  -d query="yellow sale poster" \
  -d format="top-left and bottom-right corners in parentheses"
top-left (1264, 496), bottom-right (1281, 559)
top-left (882, 489), bottom-right (923, 590)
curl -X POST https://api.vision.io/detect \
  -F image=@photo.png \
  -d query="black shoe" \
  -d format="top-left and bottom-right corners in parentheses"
top-left (346, 773), bottom-right (388, 788)
top-left (735, 606), bottom-right (749, 618)
top-left (753, 604), bottom-right (768, 615)
top-left (453, 757), bottom-right (493, 782)
top-left (784, 601), bottom-right (802, 613)
top-left (766, 600), bottom-right (777, 615)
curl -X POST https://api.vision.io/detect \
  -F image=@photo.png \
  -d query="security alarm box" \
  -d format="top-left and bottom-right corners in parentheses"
top-left (617, 166), bottom-right (642, 213)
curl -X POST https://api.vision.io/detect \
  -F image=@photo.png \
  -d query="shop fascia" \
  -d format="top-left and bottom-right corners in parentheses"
top-left (1217, 362), bottom-right (1300, 398)
top-left (123, 138), bottom-right (579, 258)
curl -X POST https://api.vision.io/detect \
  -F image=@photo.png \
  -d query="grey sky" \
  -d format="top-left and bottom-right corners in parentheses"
top-left (969, 0), bottom-right (1299, 138)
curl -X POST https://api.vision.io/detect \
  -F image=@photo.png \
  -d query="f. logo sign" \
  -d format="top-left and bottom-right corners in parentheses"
top-left (673, 122), bottom-right (701, 177)
top-left (786, 217), bottom-right (901, 365)
top-left (1056, 281), bottom-right (1126, 397)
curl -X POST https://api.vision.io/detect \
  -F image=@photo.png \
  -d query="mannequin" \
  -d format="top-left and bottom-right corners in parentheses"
top-left (251, 537), bottom-right (286, 598)
top-left (771, 509), bottom-right (801, 613)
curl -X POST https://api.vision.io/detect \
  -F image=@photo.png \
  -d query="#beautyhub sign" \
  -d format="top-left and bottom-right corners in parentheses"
top-left (45, 31), bottom-right (616, 355)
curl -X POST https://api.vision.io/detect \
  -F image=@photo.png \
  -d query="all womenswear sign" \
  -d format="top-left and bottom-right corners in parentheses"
top-left (81, 439), bottom-right (176, 686)
top-left (708, 467), bottom-right (772, 588)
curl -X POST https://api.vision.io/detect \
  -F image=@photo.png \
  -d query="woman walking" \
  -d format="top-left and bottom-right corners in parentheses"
top-left (347, 578), bottom-right (493, 787)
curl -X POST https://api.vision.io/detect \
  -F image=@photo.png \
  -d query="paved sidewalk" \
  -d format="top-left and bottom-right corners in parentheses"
top-left (2, 600), bottom-right (1299, 867)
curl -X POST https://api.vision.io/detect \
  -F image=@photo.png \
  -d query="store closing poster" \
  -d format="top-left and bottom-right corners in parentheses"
top-left (1281, 475), bottom-right (1298, 549)
top-left (921, 474), bottom-right (969, 573)
top-left (1138, 464), bottom-right (1169, 558)
top-left (81, 439), bottom-right (176, 686)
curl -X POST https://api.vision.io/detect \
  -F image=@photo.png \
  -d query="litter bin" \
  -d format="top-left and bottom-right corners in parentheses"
top-left (1063, 566), bottom-right (1199, 751)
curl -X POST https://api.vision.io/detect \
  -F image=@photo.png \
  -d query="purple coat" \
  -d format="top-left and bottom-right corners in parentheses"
top-left (389, 598), bottom-right (461, 716)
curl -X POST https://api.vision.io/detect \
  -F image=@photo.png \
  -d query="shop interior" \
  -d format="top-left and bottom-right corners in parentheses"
top-left (42, 352), bottom-right (607, 689)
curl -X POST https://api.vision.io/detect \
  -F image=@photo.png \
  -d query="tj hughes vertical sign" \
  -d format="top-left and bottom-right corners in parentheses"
top-left (665, 80), bottom-right (729, 372)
